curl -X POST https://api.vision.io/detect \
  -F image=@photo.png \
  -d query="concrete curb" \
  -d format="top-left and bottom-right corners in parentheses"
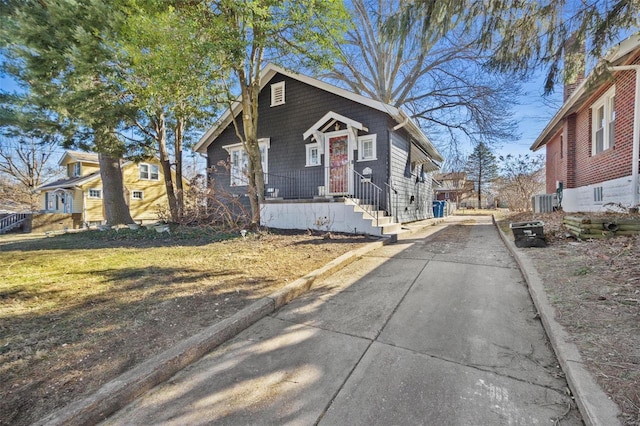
top-left (34, 230), bottom-right (404, 426)
top-left (493, 217), bottom-right (621, 426)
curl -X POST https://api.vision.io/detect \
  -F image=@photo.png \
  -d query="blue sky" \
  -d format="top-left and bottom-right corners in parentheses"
top-left (500, 72), bottom-right (562, 159)
top-left (1, 67), bottom-right (560, 167)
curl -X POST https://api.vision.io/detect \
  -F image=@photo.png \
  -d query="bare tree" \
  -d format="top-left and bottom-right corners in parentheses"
top-left (496, 154), bottom-right (545, 211)
top-left (326, 0), bottom-right (519, 165)
top-left (0, 137), bottom-right (62, 210)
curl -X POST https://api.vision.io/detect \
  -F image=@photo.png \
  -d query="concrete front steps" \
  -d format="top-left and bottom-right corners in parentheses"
top-left (346, 199), bottom-right (401, 236)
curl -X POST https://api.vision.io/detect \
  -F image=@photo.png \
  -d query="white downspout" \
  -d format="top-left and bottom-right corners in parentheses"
top-left (611, 65), bottom-right (640, 207)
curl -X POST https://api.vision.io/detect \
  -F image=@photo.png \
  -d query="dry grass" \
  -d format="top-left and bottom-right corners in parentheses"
top-left (0, 227), bottom-right (374, 426)
top-left (501, 212), bottom-right (640, 426)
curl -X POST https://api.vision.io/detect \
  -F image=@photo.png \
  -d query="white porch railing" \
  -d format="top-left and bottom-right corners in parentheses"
top-left (0, 213), bottom-right (28, 234)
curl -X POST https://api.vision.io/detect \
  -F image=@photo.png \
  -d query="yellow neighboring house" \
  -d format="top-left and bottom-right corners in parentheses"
top-left (37, 150), bottom-right (180, 226)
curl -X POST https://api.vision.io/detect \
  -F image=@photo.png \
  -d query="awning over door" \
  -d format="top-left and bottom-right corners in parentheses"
top-left (411, 144), bottom-right (440, 172)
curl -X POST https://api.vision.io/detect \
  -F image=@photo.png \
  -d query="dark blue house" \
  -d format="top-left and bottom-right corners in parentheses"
top-left (193, 64), bottom-right (443, 235)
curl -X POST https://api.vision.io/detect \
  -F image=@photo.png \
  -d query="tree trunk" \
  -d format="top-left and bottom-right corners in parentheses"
top-left (239, 72), bottom-right (264, 227)
top-left (98, 152), bottom-right (134, 225)
top-left (155, 111), bottom-right (179, 222)
top-left (174, 116), bottom-right (184, 222)
top-left (477, 161), bottom-right (482, 208)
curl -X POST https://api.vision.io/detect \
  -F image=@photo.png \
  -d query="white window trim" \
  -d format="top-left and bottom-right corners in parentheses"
top-left (222, 139), bottom-right (271, 187)
top-left (139, 163), bottom-right (160, 181)
top-left (72, 163), bottom-right (81, 177)
top-left (357, 134), bottom-right (377, 162)
top-left (270, 81), bottom-right (285, 107)
top-left (591, 86), bottom-right (616, 155)
top-left (87, 188), bottom-right (102, 199)
top-left (305, 143), bottom-right (321, 167)
top-left (131, 190), bottom-right (144, 200)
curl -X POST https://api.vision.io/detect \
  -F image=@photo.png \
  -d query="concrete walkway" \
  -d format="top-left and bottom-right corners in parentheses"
top-left (102, 216), bottom-right (583, 425)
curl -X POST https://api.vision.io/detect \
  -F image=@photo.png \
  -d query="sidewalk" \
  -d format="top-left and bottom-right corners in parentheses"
top-left (101, 216), bottom-right (583, 425)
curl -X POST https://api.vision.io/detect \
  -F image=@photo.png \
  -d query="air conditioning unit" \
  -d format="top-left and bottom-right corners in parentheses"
top-left (532, 194), bottom-right (557, 213)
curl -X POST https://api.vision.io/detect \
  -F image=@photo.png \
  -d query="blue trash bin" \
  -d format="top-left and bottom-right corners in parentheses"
top-left (432, 200), bottom-right (444, 218)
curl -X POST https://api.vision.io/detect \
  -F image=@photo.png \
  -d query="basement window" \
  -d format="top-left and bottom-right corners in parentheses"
top-left (594, 186), bottom-right (603, 203)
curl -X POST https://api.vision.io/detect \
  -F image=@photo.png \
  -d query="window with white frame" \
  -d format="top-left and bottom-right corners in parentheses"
top-left (139, 163), bottom-right (159, 180)
top-left (357, 134), bottom-right (377, 161)
top-left (591, 86), bottom-right (616, 155)
top-left (305, 143), bottom-right (321, 166)
top-left (131, 190), bottom-right (144, 200)
top-left (88, 189), bottom-right (102, 199)
top-left (271, 81), bottom-right (285, 107)
top-left (69, 163), bottom-right (81, 177)
top-left (45, 192), bottom-right (55, 210)
top-left (223, 139), bottom-right (270, 187)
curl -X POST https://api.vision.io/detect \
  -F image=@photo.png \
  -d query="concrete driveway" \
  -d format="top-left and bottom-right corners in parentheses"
top-left (103, 216), bottom-right (582, 425)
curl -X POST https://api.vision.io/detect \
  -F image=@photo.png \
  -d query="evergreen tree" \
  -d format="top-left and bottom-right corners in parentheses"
top-left (387, 0), bottom-right (640, 93)
top-left (114, 1), bottom-right (226, 223)
top-left (1, 0), bottom-right (135, 225)
top-left (465, 142), bottom-right (498, 208)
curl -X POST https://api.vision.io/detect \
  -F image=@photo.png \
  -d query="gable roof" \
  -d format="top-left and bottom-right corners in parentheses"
top-left (531, 34), bottom-right (640, 151)
top-left (193, 63), bottom-right (443, 163)
top-left (37, 172), bottom-right (102, 191)
top-left (59, 150), bottom-right (99, 167)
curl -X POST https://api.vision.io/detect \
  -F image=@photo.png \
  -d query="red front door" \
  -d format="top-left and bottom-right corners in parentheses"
top-left (328, 134), bottom-right (349, 194)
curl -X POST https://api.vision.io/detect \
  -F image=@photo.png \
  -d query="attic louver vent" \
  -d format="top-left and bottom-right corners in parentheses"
top-left (271, 81), bottom-right (285, 106)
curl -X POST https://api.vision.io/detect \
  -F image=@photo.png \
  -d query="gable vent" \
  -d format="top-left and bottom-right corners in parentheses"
top-left (271, 81), bottom-right (285, 106)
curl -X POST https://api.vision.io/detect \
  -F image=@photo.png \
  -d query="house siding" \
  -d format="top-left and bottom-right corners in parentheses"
top-left (207, 73), bottom-right (393, 205)
top-left (389, 132), bottom-right (434, 222)
top-left (569, 54), bottom-right (638, 189)
top-left (123, 161), bottom-right (174, 223)
top-left (545, 128), bottom-right (565, 193)
top-left (83, 181), bottom-right (104, 223)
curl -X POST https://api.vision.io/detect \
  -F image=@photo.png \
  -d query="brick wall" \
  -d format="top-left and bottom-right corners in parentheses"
top-left (567, 52), bottom-right (639, 188)
top-left (545, 127), bottom-right (567, 193)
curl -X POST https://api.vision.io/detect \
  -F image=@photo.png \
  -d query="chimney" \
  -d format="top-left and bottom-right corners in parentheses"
top-left (563, 33), bottom-right (586, 101)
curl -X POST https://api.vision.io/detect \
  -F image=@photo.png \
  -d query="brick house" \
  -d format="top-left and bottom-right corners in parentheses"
top-left (433, 172), bottom-right (476, 206)
top-left (531, 35), bottom-right (640, 212)
top-left (193, 64), bottom-right (443, 235)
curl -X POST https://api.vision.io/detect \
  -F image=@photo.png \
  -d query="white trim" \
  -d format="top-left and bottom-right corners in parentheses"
top-left (222, 139), bottom-right (271, 187)
top-left (303, 111), bottom-right (367, 141)
top-left (532, 34), bottom-right (640, 151)
top-left (610, 65), bottom-right (640, 207)
top-left (193, 64), bottom-right (442, 163)
top-left (305, 143), bottom-right (321, 167)
top-left (270, 81), bottom-right (285, 106)
top-left (87, 188), bottom-right (102, 199)
top-left (357, 134), bottom-right (377, 162)
top-left (591, 85), bottom-right (616, 155)
top-left (324, 130), bottom-right (353, 195)
top-left (131, 190), bottom-right (144, 200)
top-left (71, 163), bottom-right (81, 177)
top-left (139, 163), bottom-right (159, 181)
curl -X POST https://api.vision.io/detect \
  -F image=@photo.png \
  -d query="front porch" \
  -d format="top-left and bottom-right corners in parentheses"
top-left (258, 167), bottom-right (399, 236)
top-left (261, 197), bottom-right (400, 236)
